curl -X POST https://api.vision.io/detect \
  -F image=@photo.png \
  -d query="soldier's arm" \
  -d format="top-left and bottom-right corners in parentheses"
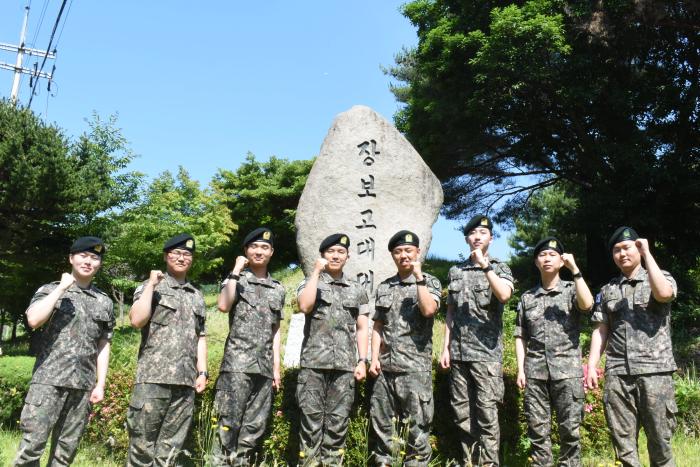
top-left (573, 276), bottom-right (594, 312)
top-left (369, 320), bottom-right (383, 376)
top-left (130, 271), bottom-right (163, 328)
top-left (26, 274), bottom-right (75, 329)
top-left (272, 322), bottom-right (282, 390)
top-left (195, 336), bottom-right (207, 393)
top-left (440, 303), bottom-right (454, 369)
top-left (298, 259), bottom-right (327, 313)
top-left (515, 337), bottom-right (527, 389)
top-left (90, 338), bottom-right (111, 403)
top-left (218, 256), bottom-right (249, 312)
top-left (637, 239), bottom-right (675, 303)
top-left (586, 323), bottom-right (608, 389)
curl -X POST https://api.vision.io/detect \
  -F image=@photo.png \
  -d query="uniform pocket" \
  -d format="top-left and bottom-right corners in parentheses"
top-left (666, 398), bottom-right (678, 433)
top-left (474, 286), bottom-right (492, 308)
top-left (151, 296), bottom-right (178, 325)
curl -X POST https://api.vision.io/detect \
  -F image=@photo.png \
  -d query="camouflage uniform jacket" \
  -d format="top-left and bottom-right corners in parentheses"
top-left (219, 270), bottom-right (286, 378)
top-left (28, 282), bottom-right (114, 390)
top-left (134, 273), bottom-right (207, 387)
top-left (447, 257), bottom-right (514, 363)
top-left (515, 280), bottom-right (584, 380)
top-left (297, 272), bottom-right (369, 372)
top-left (374, 272), bottom-right (442, 373)
top-left (591, 268), bottom-right (677, 375)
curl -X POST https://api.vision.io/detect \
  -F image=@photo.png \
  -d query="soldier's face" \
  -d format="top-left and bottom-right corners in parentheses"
top-left (466, 227), bottom-right (492, 252)
top-left (612, 240), bottom-right (641, 273)
top-left (535, 249), bottom-right (563, 275)
top-left (245, 241), bottom-right (273, 267)
top-left (322, 246), bottom-right (348, 273)
top-left (69, 252), bottom-right (101, 280)
top-left (164, 248), bottom-right (193, 276)
top-left (391, 245), bottom-right (420, 273)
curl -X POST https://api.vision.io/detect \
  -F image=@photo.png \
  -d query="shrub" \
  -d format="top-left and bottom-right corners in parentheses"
top-left (0, 356), bottom-right (34, 428)
top-left (675, 366), bottom-right (700, 437)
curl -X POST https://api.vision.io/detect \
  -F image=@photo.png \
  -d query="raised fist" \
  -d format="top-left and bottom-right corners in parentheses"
top-left (148, 270), bottom-right (165, 287)
top-left (59, 273), bottom-right (76, 291)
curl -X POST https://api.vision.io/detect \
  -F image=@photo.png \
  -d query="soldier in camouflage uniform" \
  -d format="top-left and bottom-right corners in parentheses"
top-left (126, 233), bottom-right (208, 466)
top-left (213, 227), bottom-right (286, 466)
top-left (369, 230), bottom-right (441, 467)
top-left (14, 237), bottom-right (114, 467)
top-left (296, 233), bottom-right (370, 465)
top-left (514, 237), bottom-right (593, 467)
top-left (587, 227), bottom-right (678, 467)
top-left (439, 215), bottom-right (514, 467)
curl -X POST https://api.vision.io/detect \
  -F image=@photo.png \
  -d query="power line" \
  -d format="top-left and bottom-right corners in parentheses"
top-left (27, 0), bottom-right (68, 109)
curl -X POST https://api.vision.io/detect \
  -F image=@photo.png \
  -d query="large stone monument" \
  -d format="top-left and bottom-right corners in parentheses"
top-left (284, 105), bottom-right (443, 366)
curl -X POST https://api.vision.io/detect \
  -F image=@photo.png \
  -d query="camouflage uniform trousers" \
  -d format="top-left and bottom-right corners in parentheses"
top-left (126, 383), bottom-right (195, 466)
top-left (603, 373), bottom-right (677, 467)
top-left (449, 361), bottom-right (504, 466)
top-left (296, 368), bottom-right (356, 466)
top-left (370, 370), bottom-right (433, 467)
top-left (524, 377), bottom-right (584, 467)
top-left (212, 372), bottom-right (273, 466)
top-left (13, 383), bottom-right (91, 467)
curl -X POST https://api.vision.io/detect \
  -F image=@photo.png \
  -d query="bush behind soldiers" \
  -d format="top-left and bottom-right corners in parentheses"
top-left (14, 237), bottom-right (114, 467)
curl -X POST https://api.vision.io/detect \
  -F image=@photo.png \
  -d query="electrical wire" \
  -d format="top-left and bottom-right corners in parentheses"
top-left (27, 0), bottom-right (68, 109)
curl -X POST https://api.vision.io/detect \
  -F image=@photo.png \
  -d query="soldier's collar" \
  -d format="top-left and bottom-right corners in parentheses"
top-left (321, 271), bottom-right (349, 286)
top-left (164, 273), bottom-right (194, 291)
top-left (398, 273), bottom-right (418, 285)
top-left (244, 269), bottom-right (274, 286)
top-left (533, 280), bottom-right (564, 296)
top-left (620, 267), bottom-right (647, 284)
top-left (70, 283), bottom-right (97, 297)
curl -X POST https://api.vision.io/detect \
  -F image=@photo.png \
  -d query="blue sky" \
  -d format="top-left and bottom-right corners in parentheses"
top-left (0, 0), bottom-right (512, 260)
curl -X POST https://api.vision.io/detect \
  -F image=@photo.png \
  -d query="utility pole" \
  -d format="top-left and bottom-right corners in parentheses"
top-left (0, 6), bottom-right (56, 105)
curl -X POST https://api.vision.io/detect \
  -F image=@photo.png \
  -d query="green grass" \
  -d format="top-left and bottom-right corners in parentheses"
top-left (0, 429), bottom-right (121, 467)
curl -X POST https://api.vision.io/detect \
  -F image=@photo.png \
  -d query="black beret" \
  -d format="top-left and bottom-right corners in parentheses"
top-left (319, 233), bottom-right (350, 253)
top-left (70, 236), bottom-right (105, 257)
top-left (388, 230), bottom-right (419, 251)
top-left (464, 215), bottom-right (492, 234)
top-left (533, 236), bottom-right (564, 257)
top-left (608, 226), bottom-right (639, 252)
top-left (243, 227), bottom-right (273, 248)
top-left (163, 233), bottom-right (195, 252)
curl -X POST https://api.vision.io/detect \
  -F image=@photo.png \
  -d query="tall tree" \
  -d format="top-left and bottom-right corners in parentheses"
top-left (213, 153), bottom-right (313, 268)
top-left (0, 101), bottom-right (140, 337)
top-left (101, 167), bottom-right (236, 315)
top-left (389, 0), bottom-right (700, 291)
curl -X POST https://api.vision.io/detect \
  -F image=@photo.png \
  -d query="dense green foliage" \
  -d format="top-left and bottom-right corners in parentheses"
top-left (389, 0), bottom-right (700, 294)
top-left (0, 100), bottom-right (140, 337)
top-left (100, 168), bottom-right (236, 307)
top-left (0, 355), bottom-right (33, 429)
top-left (213, 153), bottom-right (313, 269)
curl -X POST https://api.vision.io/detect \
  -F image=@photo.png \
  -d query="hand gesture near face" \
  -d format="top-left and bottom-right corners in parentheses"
top-left (561, 253), bottom-right (578, 273)
top-left (58, 272), bottom-right (76, 292)
top-left (148, 270), bottom-right (165, 288)
top-left (314, 258), bottom-right (328, 274)
top-left (470, 249), bottom-right (489, 269)
top-left (635, 238), bottom-right (650, 257)
top-left (233, 256), bottom-right (249, 274)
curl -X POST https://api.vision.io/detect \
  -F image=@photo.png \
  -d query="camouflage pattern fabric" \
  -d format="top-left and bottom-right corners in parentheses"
top-left (297, 272), bottom-right (369, 371)
top-left (446, 258), bottom-right (513, 363)
top-left (133, 273), bottom-right (207, 387)
top-left (370, 371), bottom-right (433, 467)
top-left (13, 384), bottom-right (91, 467)
top-left (219, 270), bottom-right (286, 378)
top-left (448, 361), bottom-right (504, 466)
top-left (515, 280), bottom-right (584, 379)
top-left (212, 372), bottom-right (273, 466)
top-left (524, 377), bottom-right (584, 467)
top-left (603, 373), bottom-right (677, 467)
top-left (126, 383), bottom-right (195, 466)
top-left (373, 273), bottom-right (441, 373)
top-left (591, 268), bottom-right (677, 375)
top-left (296, 368), bottom-right (356, 465)
top-left (28, 282), bottom-right (114, 389)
